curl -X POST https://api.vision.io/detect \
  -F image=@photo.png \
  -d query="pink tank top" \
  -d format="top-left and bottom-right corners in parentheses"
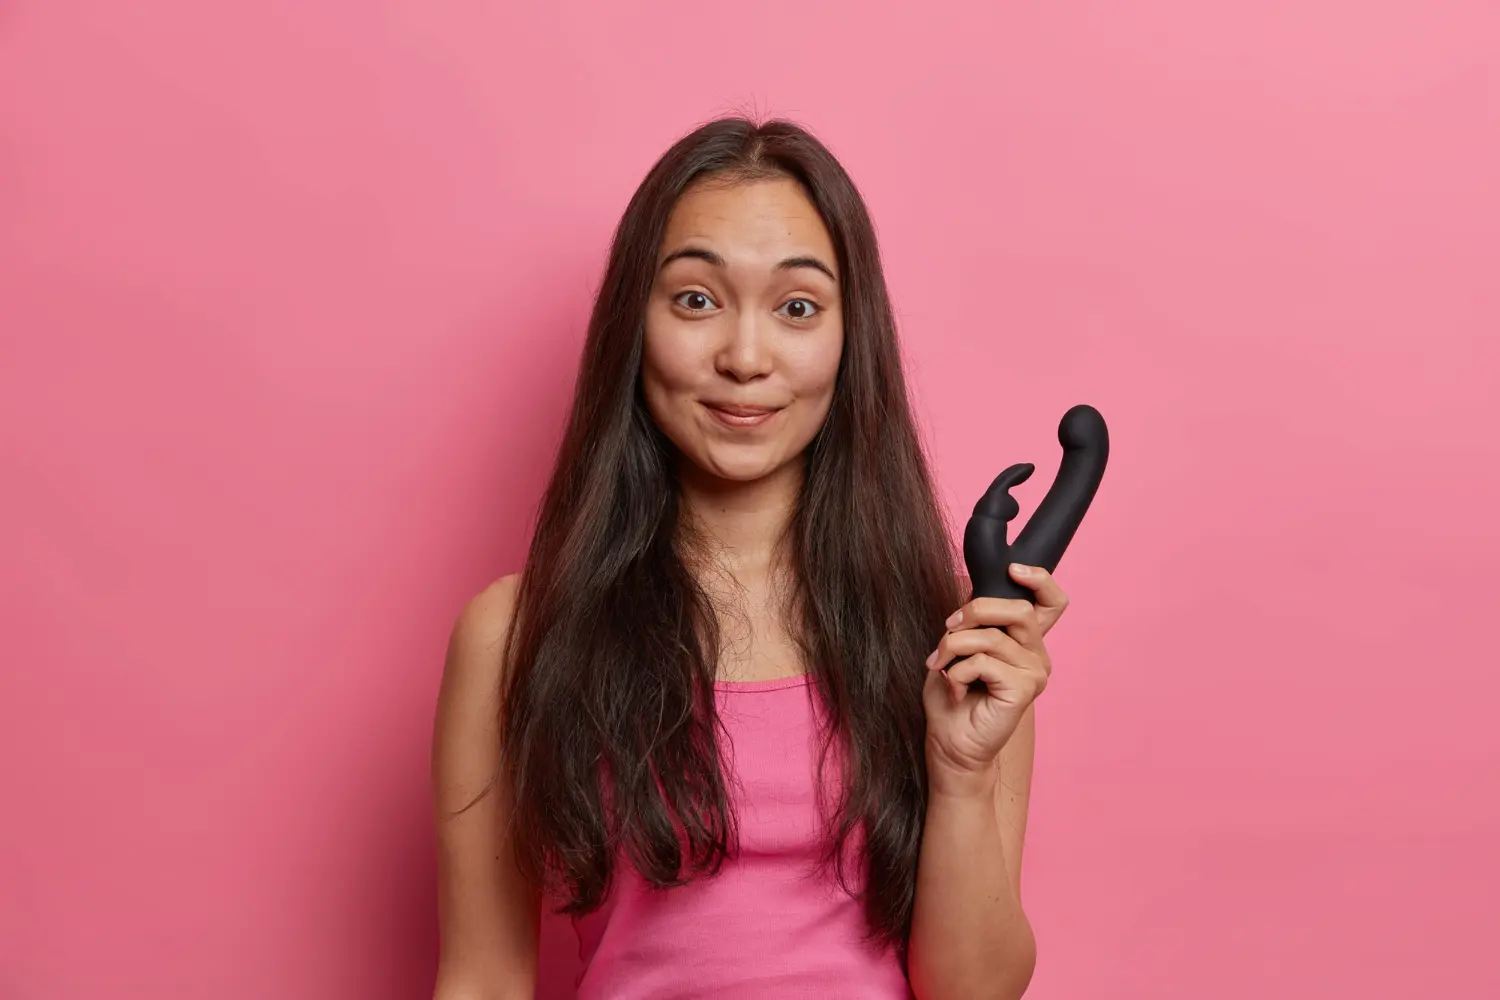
top-left (571, 674), bottom-right (914, 999)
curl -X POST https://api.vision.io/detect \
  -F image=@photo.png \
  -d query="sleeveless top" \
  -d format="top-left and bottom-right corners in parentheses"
top-left (571, 674), bottom-right (914, 999)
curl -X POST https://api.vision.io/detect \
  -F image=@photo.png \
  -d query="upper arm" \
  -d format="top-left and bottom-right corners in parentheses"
top-left (995, 703), bottom-right (1036, 897)
top-left (431, 573), bottom-right (541, 998)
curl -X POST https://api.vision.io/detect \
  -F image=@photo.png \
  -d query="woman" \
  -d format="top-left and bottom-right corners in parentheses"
top-left (431, 117), bottom-right (1070, 1000)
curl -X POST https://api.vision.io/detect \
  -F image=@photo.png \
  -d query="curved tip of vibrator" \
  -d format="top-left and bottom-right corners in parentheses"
top-left (1058, 404), bottom-right (1109, 452)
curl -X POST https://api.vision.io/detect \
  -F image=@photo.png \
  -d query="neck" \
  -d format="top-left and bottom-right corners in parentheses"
top-left (674, 455), bottom-right (803, 584)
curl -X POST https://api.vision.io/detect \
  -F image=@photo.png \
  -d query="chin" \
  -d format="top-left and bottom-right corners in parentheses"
top-left (704, 457), bottom-right (780, 483)
top-left (684, 446), bottom-right (784, 484)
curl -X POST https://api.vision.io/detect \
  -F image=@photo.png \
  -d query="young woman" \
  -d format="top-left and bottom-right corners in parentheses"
top-left (431, 117), bottom-right (1071, 1000)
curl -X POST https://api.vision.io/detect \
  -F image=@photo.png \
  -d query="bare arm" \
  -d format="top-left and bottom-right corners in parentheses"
top-left (908, 705), bottom-right (1038, 1000)
top-left (432, 574), bottom-right (542, 1000)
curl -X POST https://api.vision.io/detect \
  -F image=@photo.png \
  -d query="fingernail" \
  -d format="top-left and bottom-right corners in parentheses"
top-left (925, 649), bottom-right (938, 667)
top-left (1010, 563), bottom-right (1030, 576)
top-left (945, 610), bottom-right (962, 627)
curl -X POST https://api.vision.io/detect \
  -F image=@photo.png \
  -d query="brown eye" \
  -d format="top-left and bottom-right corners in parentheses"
top-left (777, 298), bottom-right (819, 320)
top-left (676, 291), bottom-right (715, 311)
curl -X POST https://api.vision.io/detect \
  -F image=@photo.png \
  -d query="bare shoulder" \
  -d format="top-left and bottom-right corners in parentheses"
top-left (431, 571), bottom-right (541, 995)
top-left (438, 574), bottom-right (521, 705)
top-left (450, 573), bottom-right (522, 666)
top-left (433, 573), bottom-right (522, 790)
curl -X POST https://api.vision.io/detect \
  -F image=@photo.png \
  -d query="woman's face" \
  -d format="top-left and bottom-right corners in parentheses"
top-left (642, 175), bottom-right (844, 487)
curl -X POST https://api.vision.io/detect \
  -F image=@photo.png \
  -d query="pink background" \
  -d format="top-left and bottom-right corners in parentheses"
top-left (2, 1), bottom-right (1497, 997)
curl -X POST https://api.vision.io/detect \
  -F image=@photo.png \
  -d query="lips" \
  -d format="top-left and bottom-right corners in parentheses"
top-left (703, 401), bottom-right (782, 429)
top-left (706, 403), bottom-right (778, 417)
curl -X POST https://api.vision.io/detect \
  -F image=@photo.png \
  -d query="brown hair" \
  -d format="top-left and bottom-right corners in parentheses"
top-left (498, 116), bottom-right (963, 951)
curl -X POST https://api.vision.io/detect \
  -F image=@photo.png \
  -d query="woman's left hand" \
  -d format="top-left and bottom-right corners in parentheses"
top-left (922, 563), bottom-right (1070, 795)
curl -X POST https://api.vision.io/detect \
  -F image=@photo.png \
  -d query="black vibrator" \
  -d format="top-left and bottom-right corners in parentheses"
top-left (954, 404), bottom-right (1109, 672)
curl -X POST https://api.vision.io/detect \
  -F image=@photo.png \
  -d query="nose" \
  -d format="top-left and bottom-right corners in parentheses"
top-left (714, 309), bottom-right (774, 382)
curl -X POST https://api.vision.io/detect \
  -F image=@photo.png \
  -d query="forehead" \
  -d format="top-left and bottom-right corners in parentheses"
top-left (660, 176), bottom-right (835, 262)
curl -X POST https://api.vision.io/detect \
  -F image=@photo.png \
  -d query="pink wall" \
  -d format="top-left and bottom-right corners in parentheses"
top-left (2, 2), bottom-right (1496, 997)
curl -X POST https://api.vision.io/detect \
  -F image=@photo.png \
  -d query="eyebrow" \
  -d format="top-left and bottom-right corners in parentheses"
top-left (775, 255), bottom-right (839, 282)
top-left (659, 247), bottom-right (839, 282)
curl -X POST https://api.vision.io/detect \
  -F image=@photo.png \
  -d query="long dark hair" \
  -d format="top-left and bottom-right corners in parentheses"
top-left (498, 116), bottom-right (964, 951)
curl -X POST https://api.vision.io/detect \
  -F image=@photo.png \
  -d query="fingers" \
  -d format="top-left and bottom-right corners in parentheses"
top-left (945, 596), bottom-right (1043, 648)
top-left (944, 566), bottom-right (1070, 644)
top-left (941, 649), bottom-right (1048, 700)
top-left (1009, 563), bottom-right (1069, 613)
top-left (925, 625), bottom-right (1038, 675)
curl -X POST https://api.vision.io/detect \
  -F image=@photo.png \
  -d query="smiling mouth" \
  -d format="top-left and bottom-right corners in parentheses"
top-left (703, 402), bottom-right (782, 428)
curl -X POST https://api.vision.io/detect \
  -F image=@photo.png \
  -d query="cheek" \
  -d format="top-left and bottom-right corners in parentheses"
top-left (640, 314), bottom-right (703, 419)
top-left (791, 328), bottom-right (845, 401)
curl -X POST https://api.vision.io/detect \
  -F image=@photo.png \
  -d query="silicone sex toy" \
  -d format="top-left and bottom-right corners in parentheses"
top-left (947, 404), bottom-right (1109, 675)
top-left (962, 403), bottom-right (1109, 602)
